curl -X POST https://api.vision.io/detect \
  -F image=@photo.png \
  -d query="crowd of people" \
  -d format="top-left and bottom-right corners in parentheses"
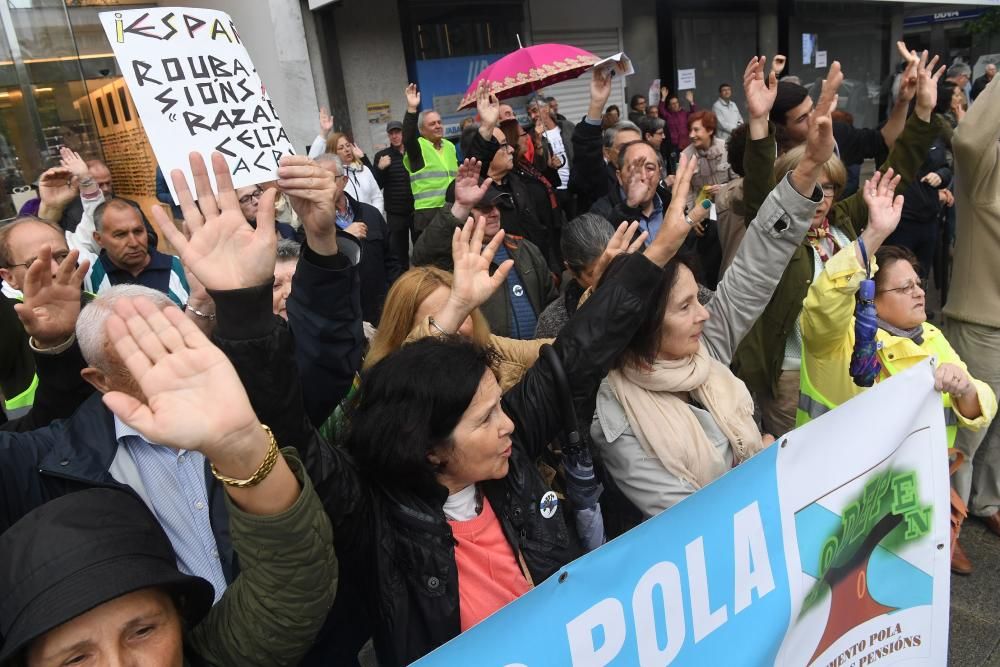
top-left (0, 36), bottom-right (998, 665)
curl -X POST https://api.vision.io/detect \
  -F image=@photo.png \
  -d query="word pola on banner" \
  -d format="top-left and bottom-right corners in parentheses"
top-left (99, 8), bottom-right (296, 201)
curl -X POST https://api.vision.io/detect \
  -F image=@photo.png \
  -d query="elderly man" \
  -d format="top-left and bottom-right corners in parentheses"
top-left (85, 198), bottom-right (189, 307)
top-left (316, 153), bottom-right (399, 325)
top-left (947, 62), bottom-right (973, 99)
top-left (412, 159), bottom-right (556, 339)
top-left (971, 62), bottom-right (996, 102)
top-left (373, 120), bottom-right (416, 270)
top-left (402, 83), bottom-right (458, 235)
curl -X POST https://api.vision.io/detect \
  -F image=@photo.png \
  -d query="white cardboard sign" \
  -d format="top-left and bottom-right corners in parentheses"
top-left (816, 50), bottom-right (829, 69)
top-left (99, 7), bottom-right (296, 201)
top-left (677, 68), bottom-right (697, 90)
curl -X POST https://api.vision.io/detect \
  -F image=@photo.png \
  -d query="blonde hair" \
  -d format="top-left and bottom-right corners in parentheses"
top-left (365, 266), bottom-right (491, 369)
top-left (773, 145), bottom-right (847, 197)
top-left (325, 132), bottom-right (352, 156)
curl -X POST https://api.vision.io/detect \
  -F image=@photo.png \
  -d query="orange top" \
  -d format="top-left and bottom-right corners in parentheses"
top-left (448, 496), bottom-right (532, 631)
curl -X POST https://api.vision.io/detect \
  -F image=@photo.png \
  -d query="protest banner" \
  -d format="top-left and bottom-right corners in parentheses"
top-left (414, 360), bottom-right (951, 666)
top-left (99, 8), bottom-right (296, 200)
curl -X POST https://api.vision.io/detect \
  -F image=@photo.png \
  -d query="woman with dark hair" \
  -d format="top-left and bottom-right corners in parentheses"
top-left (798, 171), bottom-right (996, 574)
top-left (589, 63), bottom-right (841, 519)
top-left (327, 155), bottom-right (701, 666)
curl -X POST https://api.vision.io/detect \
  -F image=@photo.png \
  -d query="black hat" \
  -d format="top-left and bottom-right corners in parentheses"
top-left (445, 180), bottom-right (514, 210)
top-left (386, 120), bottom-right (403, 132)
top-left (0, 489), bottom-right (214, 664)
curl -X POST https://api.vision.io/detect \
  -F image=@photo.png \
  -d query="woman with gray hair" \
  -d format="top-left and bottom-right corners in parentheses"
top-left (535, 215), bottom-right (645, 338)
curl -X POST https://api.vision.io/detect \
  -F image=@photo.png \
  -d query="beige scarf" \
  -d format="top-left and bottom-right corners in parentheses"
top-left (607, 343), bottom-right (763, 489)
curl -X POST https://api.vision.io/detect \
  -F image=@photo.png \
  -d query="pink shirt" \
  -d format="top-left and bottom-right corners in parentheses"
top-left (448, 496), bottom-right (532, 631)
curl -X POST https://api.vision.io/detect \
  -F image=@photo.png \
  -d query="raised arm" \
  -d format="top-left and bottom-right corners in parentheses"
top-left (953, 63), bottom-right (1000, 194)
top-left (307, 106), bottom-right (335, 159)
top-left (402, 84), bottom-right (425, 172)
top-left (569, 68), bottom-right (613, 204)
top-left (101, 296), bottom-right (337, 667)
top-left (702, 61), bottom-right (841, 364)
top-left (742, 55), bottom-right (779, 225)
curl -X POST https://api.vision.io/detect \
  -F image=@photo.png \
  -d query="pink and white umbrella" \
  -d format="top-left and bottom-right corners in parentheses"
top-left (457, 43), bottom-right (598, 111)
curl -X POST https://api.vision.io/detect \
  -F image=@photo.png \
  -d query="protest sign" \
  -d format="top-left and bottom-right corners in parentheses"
top-left (99, 8), bottom-right (296, 201)
top-left (816, 51), bottom-right (829, 69)
top-left (677, 68), bottom-right (697, 90)
top-left (414, 360), bottom-right (950, 666)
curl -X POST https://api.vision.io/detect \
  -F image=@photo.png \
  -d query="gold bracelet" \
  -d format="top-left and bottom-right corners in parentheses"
top-left (210, 424), bottom-right (280, 488)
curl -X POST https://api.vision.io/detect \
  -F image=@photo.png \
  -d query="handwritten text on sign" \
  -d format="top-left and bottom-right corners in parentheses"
top-left (99, 8), bottom-right (296, 200)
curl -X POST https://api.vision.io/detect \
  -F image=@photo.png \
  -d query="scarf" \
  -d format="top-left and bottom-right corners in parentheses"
top-left (518, 159), bottom-right (559, 210)
top-left (806, 218), bottom-right (840, 263)
top-left (877, 317), bottom-right (925, 345)
top-left (606, 343), bottom-right (763, 489)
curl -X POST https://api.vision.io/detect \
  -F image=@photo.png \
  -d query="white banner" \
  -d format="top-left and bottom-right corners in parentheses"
top-left (99, 8), bottom-right (296, 201)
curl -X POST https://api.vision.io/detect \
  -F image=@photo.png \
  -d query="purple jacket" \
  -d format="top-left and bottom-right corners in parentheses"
top-left (660, 102), bottom-right (697, 151)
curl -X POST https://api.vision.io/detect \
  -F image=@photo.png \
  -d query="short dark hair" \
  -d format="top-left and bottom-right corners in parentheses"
top-left (726, 123), bottom-right (750, 177)
top-left (638, 115), bottom-right (666, 139)
top-left (616, 139), bottom-right (663, 173)
top-left (600, 252), bottom-right (699, 368)
top-left (719, 83), bottom-right (733, 93)
top-left (874, 245), bottom-right (920, 292)
top-left (94, 198), bottom-right (142, 232)
top-left (345, 337), bottom-right (499, 498)
top-left (629, 94), bottom-right (647, 110)
top-left (772, 80), bottom-right (810, 127)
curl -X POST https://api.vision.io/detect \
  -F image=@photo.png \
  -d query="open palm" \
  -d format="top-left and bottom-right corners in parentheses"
top-left (155, 152), bottom-right (276, 291)
top-left (743, 56), bottom-right (777, 119)
top-left (102, 296), bottom-right (259, 453)
top-left (14, 245), bottom-right (89, 346)
top-left (862, 169), bottom-right (903, 238)
top-left (449, 217), bottom-right (513, 312)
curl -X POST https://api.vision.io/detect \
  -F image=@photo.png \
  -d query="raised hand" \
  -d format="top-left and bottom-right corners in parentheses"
top-left (476, 80), bottom-right (500, 132)
top-left (771, 55), bottom-right (787, 76)
top-left (743, 56), bottom-right (778, 121)
top-left (590, 221), bottom-right (648, 286)
top-left (154, 152), bottom-right (277, 292)
top-left (59, 147), bottom-right (91, 182)
top-left (276, 155), bottom-right (340, 256)
top-left (684, 90), bottom-right (695, 105)
top-left (623, 154), bottom-right (657, 209)
top-left (405, 83), bottom-right (421, 112)
top-left (377, 154), bottom-right (392, 170)
top-left (102, 295), bottom-right (261, 456)
top-left (895, 43), bottom-right (920, 104)
top-left (914, 50), bottom-right (945, 120)
top-left (351, 143), bottom-right (365, 161)
top-left (588, 68), bottom-right (613, 120)
top-left (450, 158), bottom-right (491, 221)
top-left (318, 106), bottom-right (334, 137)
top-left (789, 61), bottom-right (843, 197)
top-left (37, 166), bottom-right (79, 214)
top-left (646, 153), bottom-right (699, 267)
top-left (13, 245), bottom-right (89, 348)
top-left (432, 216), bottom-right (514, 333)
top-left (859, 169), bottom-right (903, 258)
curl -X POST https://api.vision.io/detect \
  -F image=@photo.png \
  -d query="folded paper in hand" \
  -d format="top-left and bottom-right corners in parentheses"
top-left (591, 52), bottom-right (634, 78)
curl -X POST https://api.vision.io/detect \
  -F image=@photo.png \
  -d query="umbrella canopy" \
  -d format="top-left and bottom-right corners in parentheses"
top-left (457, 43), bottom-right (598, 111)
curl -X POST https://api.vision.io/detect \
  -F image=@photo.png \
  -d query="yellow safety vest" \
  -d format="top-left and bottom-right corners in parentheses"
top-left (403, 136), bottom-right (457, 211)
top-left (796, 335), bottom-right (959, 447)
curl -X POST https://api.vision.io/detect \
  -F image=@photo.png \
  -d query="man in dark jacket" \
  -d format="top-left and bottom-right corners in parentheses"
top-left (317, 153), bottom-right (400, 325)
top-left (971, 63), bottom-right (996, 101)
top-left (590, 140), bottom-right (673, 234)
top-left (412, 160), bottom-right (557, 340)
top-left (373, 120), bottom-right (416, 270)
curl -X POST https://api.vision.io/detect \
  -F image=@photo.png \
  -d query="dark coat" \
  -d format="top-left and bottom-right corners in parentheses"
top-left (245, 249), bottom-right (664, 666)
top-left (411, 208), bottom-right (557, 339)
top-left (372, 146), bottom-right (414, 215)
top-left (899, 136), bottom-right (952, 226)
top-left (345, 194), bottom-right (401, 325)
top-left (569, 118), bottom-right (610, 213)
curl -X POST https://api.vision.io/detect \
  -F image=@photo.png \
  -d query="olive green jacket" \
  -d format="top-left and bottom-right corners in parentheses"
top-left (732, 113), bottom-right (941, 398)
top-left (188, 450), bottom-right (338, 666)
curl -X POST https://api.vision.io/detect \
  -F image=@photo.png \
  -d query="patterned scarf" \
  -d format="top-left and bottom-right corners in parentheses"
top-left (517, 159), bottom-right (559, 210)
top-left (806, 218), bottom-right (841, 263)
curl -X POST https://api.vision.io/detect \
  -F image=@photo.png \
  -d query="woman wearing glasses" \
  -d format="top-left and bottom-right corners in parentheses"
top-left (798, 169), bottom-right (996, 575)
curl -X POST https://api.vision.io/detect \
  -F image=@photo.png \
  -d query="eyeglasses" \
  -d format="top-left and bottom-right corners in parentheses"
top-left (238, 188), bottom-right (264, 205)
top-left (821, 184), bottom-right (837, 199)
top-left (878, 280), bottom-right (922, 297)
top-left (6, 249), bottom-right (71, 270)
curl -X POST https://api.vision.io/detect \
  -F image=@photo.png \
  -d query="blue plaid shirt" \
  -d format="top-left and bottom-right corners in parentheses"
top-left (115, 417), bottom-right (228, 602)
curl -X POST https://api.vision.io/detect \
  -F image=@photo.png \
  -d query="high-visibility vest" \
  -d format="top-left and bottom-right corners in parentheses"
top-left (3, 294), bottom-right (37, 416)
top-left (796, 334), bottom-right (959, 447)
top-left (403, 137), bottom-right (457, 211)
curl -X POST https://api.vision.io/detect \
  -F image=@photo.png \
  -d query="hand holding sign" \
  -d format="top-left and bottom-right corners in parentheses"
top-left (156, 151), bottom-right (277, 291)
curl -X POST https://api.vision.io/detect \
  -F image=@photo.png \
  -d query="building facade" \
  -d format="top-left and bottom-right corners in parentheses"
top-left (0, 0), bottom-right (996, 221)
